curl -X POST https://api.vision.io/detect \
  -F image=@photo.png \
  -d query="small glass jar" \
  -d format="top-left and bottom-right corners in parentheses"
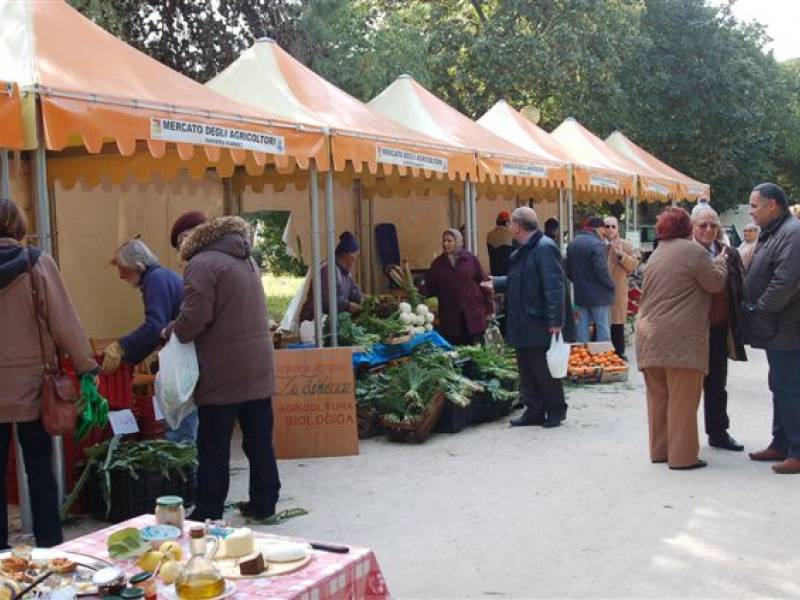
top-left (93, 566), bottom-right (127, 596)
top-left (155, 495), bottom-right (185, 534)
top-left (129, 571), bottom-right (157, 600)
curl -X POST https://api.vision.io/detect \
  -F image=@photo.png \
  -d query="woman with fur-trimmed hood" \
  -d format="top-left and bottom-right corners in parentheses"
top-left (167, 211), bottom-right (280, 521)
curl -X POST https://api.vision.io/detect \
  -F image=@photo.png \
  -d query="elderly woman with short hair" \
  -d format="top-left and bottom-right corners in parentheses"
top-left (423, 228), bottom-right (493, 345)
top-left (104, 238), bottom-right (197, 443)
top-left (636, 207), bottom-right (728, 470)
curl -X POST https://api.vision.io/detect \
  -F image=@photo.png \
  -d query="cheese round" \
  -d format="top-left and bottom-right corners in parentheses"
top-left (262, 542), bottom-right (308, 563)
top-left (223, 527), bottom-right (254, 558)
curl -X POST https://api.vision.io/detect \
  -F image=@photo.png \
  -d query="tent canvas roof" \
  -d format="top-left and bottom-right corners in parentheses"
top-left (551, 118), bottom-right (678, 199)
top-left (0, 0), bottom-right (327, 172)
top-left (0, 81), bottom-right (23, 149)
top-left (605, 131), bottom-right (709, 200)
top-left (369, 75), bottom-right (566, 188)
top-left (208, 39), bottom-right (474, 181)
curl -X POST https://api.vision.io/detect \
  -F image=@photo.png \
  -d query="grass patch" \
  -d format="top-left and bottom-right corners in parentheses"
top-left (263, 273), bottom-right (304, 323)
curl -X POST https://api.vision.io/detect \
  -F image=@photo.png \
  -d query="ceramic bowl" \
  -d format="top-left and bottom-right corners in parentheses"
top-left (139, 525), bottom-right (181, 550)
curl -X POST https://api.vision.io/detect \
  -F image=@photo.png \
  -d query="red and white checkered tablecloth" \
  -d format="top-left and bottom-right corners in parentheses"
top-left (56, 515), bottom-right (390, 599)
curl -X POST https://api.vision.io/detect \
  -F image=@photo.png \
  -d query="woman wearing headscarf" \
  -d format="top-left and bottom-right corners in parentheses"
top-left (422, 229), bottom-right (493, 345)
top-left (0, 199), bottom-right (97, 548)
top-left (636, 207), bottom-right (727, 470)
top-left (300, 231), bottom-right (363, 321)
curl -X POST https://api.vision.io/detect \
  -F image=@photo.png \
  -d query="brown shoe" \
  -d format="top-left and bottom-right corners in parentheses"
top-left (772, 458), bottom-right (800, 474)
top-left (749, 448), bottom-right (787, 462)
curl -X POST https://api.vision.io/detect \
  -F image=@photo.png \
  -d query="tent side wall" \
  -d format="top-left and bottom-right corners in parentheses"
top-left (55, 173), bottom-right (224, 338)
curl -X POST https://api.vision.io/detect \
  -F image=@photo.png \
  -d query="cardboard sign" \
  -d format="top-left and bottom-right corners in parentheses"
top-left (109, 409), bottom-right (140, 435)
top-left (272, 348), bottom-right (359, 459)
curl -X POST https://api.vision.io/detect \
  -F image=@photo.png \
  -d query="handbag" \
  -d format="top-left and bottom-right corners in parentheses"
top-left (26, 250), bottom-right (79, 436)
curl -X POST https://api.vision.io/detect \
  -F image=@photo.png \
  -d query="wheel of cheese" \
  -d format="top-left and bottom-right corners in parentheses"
top-left (261, 541), bottom-right (308, 563)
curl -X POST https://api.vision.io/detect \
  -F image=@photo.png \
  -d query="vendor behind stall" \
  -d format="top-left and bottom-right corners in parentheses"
top-left (300, 232), bottom-right (363, 321)
top-left (102, 238), bottom-right (198, 443)
top-left (422, 228), bottom-right (493, 346)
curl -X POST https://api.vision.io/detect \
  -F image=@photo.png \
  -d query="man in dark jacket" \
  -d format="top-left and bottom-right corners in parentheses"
top-left (742, 182), bottom-right (800, 474)
top-left (103, 239), bottom-right (197, 443)
top-left (484, 207), bottom-right (567, 428)
top-left (486, 211), bottom-right (513, 276)
top-left (169, 213), bottom-right (280, 519)
top-left (566, 216), bottom-right (615, 342)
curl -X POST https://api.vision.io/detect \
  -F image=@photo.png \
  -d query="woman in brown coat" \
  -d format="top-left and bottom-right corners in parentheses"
top-left (604, 216), bottom-right (638, 359)
top-left (0, 199), bottom-right (97, 548)
top-left (635, 207), bottom-right (727, 470)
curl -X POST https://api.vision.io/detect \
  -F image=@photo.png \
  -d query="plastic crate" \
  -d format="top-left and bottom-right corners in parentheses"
top-left (434, 400), bottom-right (473, 434)
top-left (87, 466), bottom-right (197, 523)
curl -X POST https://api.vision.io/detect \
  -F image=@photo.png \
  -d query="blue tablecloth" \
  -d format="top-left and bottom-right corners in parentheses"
top-left (352, 331), bottom-right (452, 368)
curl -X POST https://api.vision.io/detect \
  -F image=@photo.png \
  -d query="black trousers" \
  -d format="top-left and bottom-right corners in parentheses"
top-left (610, 324), bottom-right (626, 358)
top-left (194, 398), bottom-right (281, 520)
top-left (0, 420), bottom-right (63, 549)
top-left (516, 347), bottom-right (567, 418)
top-left (703, 326), bottom-right (730, 437)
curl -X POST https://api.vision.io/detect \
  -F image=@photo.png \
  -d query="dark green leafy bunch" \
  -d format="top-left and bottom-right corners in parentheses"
top-left (374, 360), bottom-right (447, 423)
top-left (456, 345), bottom-right (518, 381)
top-left (411, 344), bottom-right (483, 407)
top-left (337, 312), bottom-right (381, 350)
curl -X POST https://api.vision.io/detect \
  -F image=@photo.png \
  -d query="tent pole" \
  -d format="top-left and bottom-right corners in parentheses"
top-left (33, 97), bottom-right (66, 514)
top-left (463, 178), bottom-right (472, 252)
top-left (309, 162), bottom-right (323, 347)
top-left (557, 188), bottom-right (565, 253)
top-left (325, 169), bottom-right (338, 346)
top-left (567, 188), bottom-right (574, 243)
top-left (448, 187), bottom-right (456, 228)
top-left (1, 149), bottom-right (10, 199)
top-left (470, 181), bottom-right (478, 253)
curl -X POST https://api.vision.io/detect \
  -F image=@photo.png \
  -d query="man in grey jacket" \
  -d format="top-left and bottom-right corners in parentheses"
top-left (743, 182), bottom-right (800, 475)
top-left (566, 216), bottom-right (615, 342)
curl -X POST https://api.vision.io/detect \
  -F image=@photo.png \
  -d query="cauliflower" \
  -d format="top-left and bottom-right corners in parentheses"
top-left (424, 312), bottom-right (434, 324)
top-left (398, 302), bottom-right (412, 314)
top-left (424, 324), bottom-right (433, 332)
top-left (399, 312), bottom-right (414, 325)
top-left (415, 304), bottom-right (430, 316)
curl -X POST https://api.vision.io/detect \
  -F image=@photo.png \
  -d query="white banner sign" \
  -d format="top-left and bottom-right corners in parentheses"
top-left (500, 163), bottom-right (548, 178)
top-left (376, 146), bottom-right (448, 172)
top-left (150, 117), bottom-right (286, 154)
top-left (646, 182), bottom-right (670, 196)
top-left (687, 185), bottom-right (706, 196)
top-left (590, 175), bottom-right (621, 190)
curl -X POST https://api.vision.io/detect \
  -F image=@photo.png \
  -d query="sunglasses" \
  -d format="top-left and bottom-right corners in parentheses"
top-left (697, 223), bottom-right (719, 230)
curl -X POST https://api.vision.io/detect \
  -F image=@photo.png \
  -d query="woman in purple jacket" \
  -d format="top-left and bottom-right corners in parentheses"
top-left (423, 229), bottom-right (493, 345)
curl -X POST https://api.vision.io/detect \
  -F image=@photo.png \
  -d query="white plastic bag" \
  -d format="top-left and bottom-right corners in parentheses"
top-left (546, 332), bottom-right (570, 379)
top-left (154, 334), bottom-right (199, 429)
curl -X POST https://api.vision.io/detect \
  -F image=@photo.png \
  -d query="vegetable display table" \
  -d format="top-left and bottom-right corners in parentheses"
top-left (56, 514), bottom-right (390, 599)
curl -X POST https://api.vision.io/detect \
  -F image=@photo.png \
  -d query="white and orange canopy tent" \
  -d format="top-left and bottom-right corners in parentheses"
top-left (0, 0), bottom-right (328, 190)
top-left (0, 0), bottom-right (335, 341)
top-left (0, 81), bottom-right (23, 151)
top-left (369, 75), bottom-right (569, 192)
top-left (207, 39), bottom-right (476, 189)
top-left (605, 131), bottom-right (710, 200)
top-left (476, 100), bottom-right (572, 179)
top-left (550, 118), bottom-right (679, 201)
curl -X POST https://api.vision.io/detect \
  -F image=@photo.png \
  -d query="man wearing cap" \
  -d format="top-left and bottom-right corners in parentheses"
top-left (737, 223), bottom-right (759, 270)
top-left (566, 216), bottom-right (615, 342)
top-left (167, 210), bottom-right (281, 520)
top-left (300, 231), bottom-right (363, 321)
top-left (486, 211), bottom-right (514, 276)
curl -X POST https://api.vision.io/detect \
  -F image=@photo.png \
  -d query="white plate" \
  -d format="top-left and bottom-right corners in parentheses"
top-left (160, 580), bottom-right (236, 600)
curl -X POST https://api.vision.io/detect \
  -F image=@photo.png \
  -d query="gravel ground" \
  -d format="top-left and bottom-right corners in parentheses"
top-left (54, 347), bottom-right (797, 599)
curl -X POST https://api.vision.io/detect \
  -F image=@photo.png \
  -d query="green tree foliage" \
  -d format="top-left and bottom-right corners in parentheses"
top-left (67, 0), bottom-right (307, 82)
top-left (70, 0), bottom-right (800, 209)
top-left (245, 211), bottom-right (307, 277)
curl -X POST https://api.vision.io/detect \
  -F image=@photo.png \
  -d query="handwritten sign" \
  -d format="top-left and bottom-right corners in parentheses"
top-left (272, 348), bottom-right (358, 459)
top-left (109, 409), bottom-right (140, 435)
